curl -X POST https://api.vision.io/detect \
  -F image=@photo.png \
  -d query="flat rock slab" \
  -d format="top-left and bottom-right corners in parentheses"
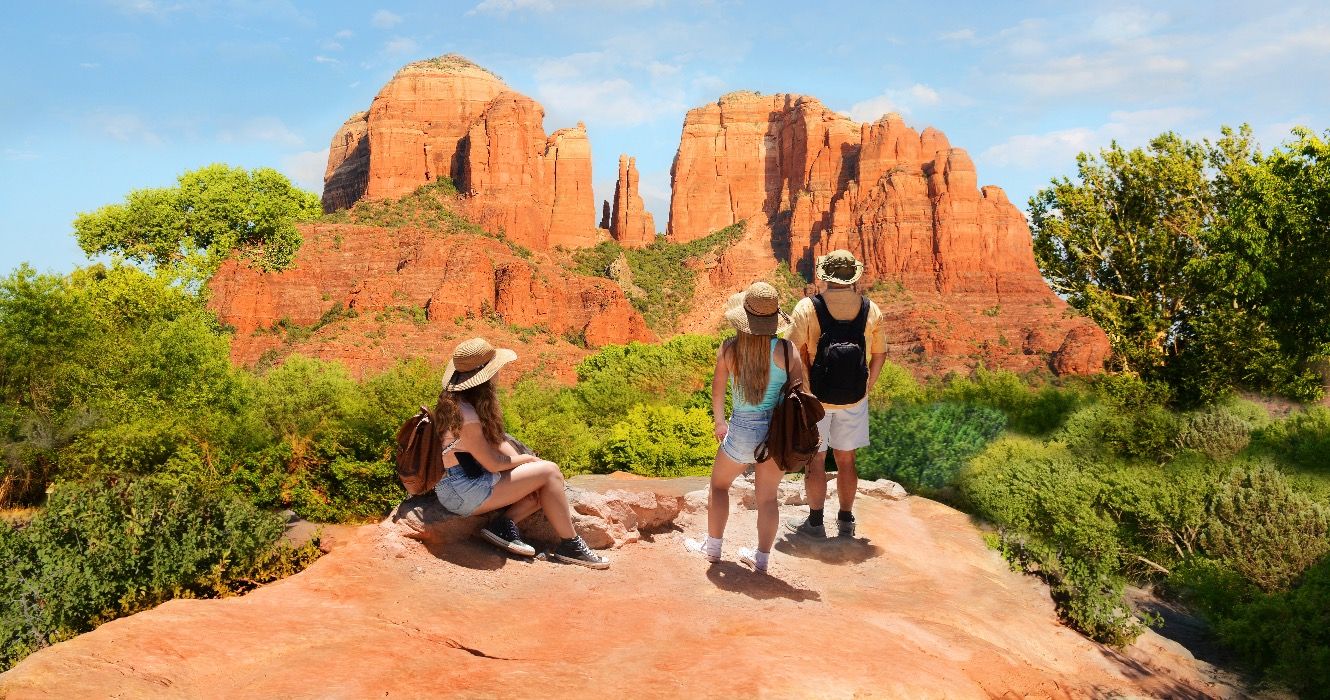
top-left (0, 488), bottom-right (1243, 699)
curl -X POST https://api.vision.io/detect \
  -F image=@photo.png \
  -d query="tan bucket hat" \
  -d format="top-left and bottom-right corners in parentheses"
top-left (725, 281), bottom-right (792, 336)
top-left (815, 249), bottom-right (864, 285)
top-left (441, 337), bottom-right (517, 392)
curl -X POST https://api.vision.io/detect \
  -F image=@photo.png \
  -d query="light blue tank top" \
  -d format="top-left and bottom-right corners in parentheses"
top-left (731, 337), bottom-right (787, 413)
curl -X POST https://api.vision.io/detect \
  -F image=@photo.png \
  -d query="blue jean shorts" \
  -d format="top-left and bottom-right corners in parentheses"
top-left (721, 408), bottom-right (773, 465)
top-left (435, 466), bottom-right (500, 516)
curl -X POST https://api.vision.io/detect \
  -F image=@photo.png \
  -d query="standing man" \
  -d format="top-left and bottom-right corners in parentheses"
top-left (784, 250), bottom-right (887, 538)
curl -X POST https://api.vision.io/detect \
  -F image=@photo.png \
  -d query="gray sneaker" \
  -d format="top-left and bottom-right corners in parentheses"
top-left (784, 517), bottom-right (826, 538)
top-left (837, 517), bottom-right (856, 538)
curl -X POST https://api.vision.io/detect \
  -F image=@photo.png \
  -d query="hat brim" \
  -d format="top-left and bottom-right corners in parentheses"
top-left (724, 292), bottom-right (792, 336)
top-left (441, 347), bottom-right (518, 392)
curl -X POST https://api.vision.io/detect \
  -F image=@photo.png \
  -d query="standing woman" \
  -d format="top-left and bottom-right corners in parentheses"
top-left (687, 282), bottom-right (804, 573)
top-left (434, 337), bottom-right (608, 569)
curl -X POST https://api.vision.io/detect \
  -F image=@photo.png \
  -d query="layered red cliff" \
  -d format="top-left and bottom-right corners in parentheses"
top-left (609, 155), bottom-right (656, 247)
top-left (321, 55), bottom-right (598, 250)
top-left (667, 93), bottom-right (1109, 374)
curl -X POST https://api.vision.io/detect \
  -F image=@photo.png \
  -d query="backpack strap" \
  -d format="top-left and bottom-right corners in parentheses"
top-left (810, 293), bottom-right (835, 332)
top-left (849, 297), bottom-right (870, 344)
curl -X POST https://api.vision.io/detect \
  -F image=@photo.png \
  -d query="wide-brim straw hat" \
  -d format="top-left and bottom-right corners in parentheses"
top-left (725, 281), bottom-right (792, 336)
top-left (441, 337), bottom-right (517, 392)
top-left (816, 249), bottom-right (864, 285)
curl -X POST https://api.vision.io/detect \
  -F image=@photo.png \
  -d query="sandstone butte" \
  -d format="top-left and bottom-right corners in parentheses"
top-left (0, 478), bottom-right (1245, 698)
top-left (667, 92), bottom-right (1109, 376)
top-left (212, 54), bottom-right (1108, 379)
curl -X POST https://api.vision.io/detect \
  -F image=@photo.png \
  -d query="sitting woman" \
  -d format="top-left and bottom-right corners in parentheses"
top-left (687, 281), bottom-right (804, 573)
top-left (434, 337), bottom-right (608, 569)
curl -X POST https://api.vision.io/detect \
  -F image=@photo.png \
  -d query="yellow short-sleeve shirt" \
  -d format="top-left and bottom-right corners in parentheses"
top-left (785, 289), bottom-right (887, 409)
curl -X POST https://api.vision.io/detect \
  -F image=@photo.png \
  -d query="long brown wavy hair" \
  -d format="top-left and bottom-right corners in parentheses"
top-left (723, 331), bottom-right (774, 405)
top-left (435, 380), bottom-right (505, 446)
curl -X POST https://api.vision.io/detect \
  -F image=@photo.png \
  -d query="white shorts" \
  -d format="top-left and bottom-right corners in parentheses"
top-left (817, 399), bottom-right (870, 452)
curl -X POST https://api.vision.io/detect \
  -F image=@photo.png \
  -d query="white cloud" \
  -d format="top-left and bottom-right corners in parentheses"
top-left (335, 29), bottom-right (354, 38)
top-left (87, 110), bottom-right (164, 145)
top-left (371, 9), bottom-right (402, 28)
top-left (3, 148), bottom-right (39, 161)
top-left (321, 39), bottom-right (343, 51)
top-left (938, 28), bottom-right (975, 41)
top-left (383, 36), bottom-right (419, 55)
top-left (537, 77), bottom-right (685, 126)
top-left (80, 62), bottom-right (100, 69)
top-left (981, 107), bottom-right (1206, 169)
top-left (104, 0), bottom-right (181, 16)
top-left (218, 116), bottom-right (305, 148)
top-left (281, 148), bottom-right (329, 194)
top-left (314, 55), bottom-right (340, 64)
top-left (467, 0), bottom-right (555, 16)
top-left (846, 83), bottom-right (946, 122)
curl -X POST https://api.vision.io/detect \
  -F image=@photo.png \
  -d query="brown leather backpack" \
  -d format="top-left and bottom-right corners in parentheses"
top-left (756, 340), bottom-right (826, 472)
top-left (394, 406), bottom-right (450, 496)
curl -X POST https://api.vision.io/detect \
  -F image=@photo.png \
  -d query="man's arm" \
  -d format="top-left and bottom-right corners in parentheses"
top-left (867, 352), bottom-right (887, 393)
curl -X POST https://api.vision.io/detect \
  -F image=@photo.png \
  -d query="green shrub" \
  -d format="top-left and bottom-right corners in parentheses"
top-left (1098, 456), bottom-right (1220, 566)
top-left (0, 478), bottom-right (318, 670)
top-left (1202, 462), bottom-right (1330, 592)
top-left (1176, 407), bottom-right (1253, 460)
top-left (867, 360), bottom-right (925, 409)
top-left (1252, 406), bottom-right (1330, 474)
top-left (590, 404), bottom-right (716, 477)
top-left (859, 402), bottom-right (1005, 490)
top-left (1058, 403), bottom-right (1181, 463)
top-left (940, 368), bottom-right (1085, 435)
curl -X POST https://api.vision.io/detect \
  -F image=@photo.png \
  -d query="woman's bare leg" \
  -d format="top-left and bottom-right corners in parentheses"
top-left (753, 459), bottom-right (783, 553)
top-left (503, 492), bottom-right (541, 523)
top-left (473, 461), bottom-right (576, 539)
top-left (708, 448), bottom-right (749, 540)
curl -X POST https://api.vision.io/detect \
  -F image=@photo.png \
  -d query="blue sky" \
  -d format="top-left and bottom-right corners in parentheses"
top-left (4, 0), bottom-right (1329, 277)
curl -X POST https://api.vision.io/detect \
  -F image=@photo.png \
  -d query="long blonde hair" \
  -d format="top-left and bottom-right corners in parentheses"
top-left (725, 332), bottom-right (774, 405)
top-left (435, 380), bottom-right (505, 445)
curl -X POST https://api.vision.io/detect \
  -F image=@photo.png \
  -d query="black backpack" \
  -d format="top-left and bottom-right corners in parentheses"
top-left (808, 294), bottom-right (870, 405)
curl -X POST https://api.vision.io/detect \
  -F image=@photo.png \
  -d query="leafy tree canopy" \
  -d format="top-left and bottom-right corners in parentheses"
top-left (73, 164), bottom-right (320, 281)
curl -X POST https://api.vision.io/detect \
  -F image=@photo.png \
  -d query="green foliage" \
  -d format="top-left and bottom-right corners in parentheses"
top-left (0, 477), bottom-right (318, 670)
top-left (73, 164), bottom-right (320, 281)
top-left (590, 404), bottom-right (717, 477)
top-left (866, 359), bottom-right (925, 409)
top-left (573, 222), bottom-right (747, 333)
top-left (1202, 463), bottom-right (1330, 592)
top-left (1175, 407), bottom-right (1253, 460)
top-left (859, 402), bottom-right (1005, 490)
top-left (1251, 406), bottom-right (1330, 474)
top-left (939, 368), bottom-right (1085, 435)
top-left (1031, 126), bottom-right (1330, 404)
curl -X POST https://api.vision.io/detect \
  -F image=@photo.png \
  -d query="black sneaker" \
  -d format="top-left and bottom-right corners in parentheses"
top-left (552, 536), bottom-right (610, 569)
top-left (837, 516), bottom-right (856, 538)
top-left (480, 516), bottom-right (536, 558)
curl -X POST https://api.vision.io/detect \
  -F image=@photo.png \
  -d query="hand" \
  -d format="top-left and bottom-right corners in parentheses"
top-left (714, 419), bottom-right (728, 442)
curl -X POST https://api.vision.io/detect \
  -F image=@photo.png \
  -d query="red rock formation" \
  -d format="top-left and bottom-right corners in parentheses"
top-left (322, 55), bottom-right (597, 250)
top-left (609, 155), bottom-right (656, 247)
top-left (667, 94), bottom-right (1110, 375)
top-left (209, 222), bottom-right (654, 379)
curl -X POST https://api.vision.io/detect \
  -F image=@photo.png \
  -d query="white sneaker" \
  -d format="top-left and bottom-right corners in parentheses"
top-left (684, 537), bottom-right (719, 563)
top-left (738, 547), bottom-right (768, 573)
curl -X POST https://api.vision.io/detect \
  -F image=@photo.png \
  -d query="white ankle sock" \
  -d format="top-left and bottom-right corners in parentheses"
top-left (703, 536), bottom-right (722, 558)
top-left (754, 549), bottom-right (771, 570)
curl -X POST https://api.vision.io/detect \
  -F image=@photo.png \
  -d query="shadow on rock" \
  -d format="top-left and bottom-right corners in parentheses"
top-left (775, 534), bottom-right (883, 565)
top-left (705, 561), bottom-right (821, 602)
top-left (421, 537), bottom-right (528, 571)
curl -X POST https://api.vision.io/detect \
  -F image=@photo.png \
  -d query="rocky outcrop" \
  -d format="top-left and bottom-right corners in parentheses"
top-left (322, 55), bottom-right (598, 250)
top-left (0, 479), bottom-right (1243, 699)
top-left (667, 95), bottom-right (1109, 375)
top-left (609, 155), bottom-right (656, 247)
top-left (208, 222), bottom-right (654, 377)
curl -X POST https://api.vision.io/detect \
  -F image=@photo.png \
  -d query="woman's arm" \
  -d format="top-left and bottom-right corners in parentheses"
top-left (712, 342), bottom-right (730, 441)
top-left (459, 422), bottom-right (539, 473)
top-left (785, 338), bottom-right (809, 388)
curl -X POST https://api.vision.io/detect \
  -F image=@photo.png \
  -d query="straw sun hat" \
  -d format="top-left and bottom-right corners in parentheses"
top-left (725, 281), bottom-right (792, 336)
top-left (441, 337), bottom-right (517, 392)
top-left (815, 249), bottom-right (864, 285)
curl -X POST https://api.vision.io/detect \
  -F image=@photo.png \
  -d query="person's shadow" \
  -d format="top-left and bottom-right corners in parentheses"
top-left (774, 534), bottom-right (882, 565)
top-left (705, 561), bottom-right (822, 602)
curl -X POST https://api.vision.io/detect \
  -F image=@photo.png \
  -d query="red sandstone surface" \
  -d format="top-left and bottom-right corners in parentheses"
top-left (667, 93), bottom-right (1108, 375)
top-left (610, 154), bottom-right (656, 247)
top-left (321, 55), bottom-right (599, 251)
top-left (0, 480), bottom-right (1242, 698)
top-left (209, 222), bottom-right (654, 378)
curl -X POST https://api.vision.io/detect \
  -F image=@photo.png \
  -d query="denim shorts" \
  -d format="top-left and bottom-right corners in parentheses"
top-left (721, 408), bottom-right (773, 465)
top-left (435, 466), bottom-right (500, 516)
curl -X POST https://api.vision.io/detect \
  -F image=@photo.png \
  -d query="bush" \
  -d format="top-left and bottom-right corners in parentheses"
top-left (1252, 406), bottom-right (1330, 474)
top-left (859, 402), bottom-right (1005, 490)
top-left (1058, 404), bottom-right (1181, 463)
top-left (1175, 407), bottom-right (1253, 460)
top-left (0, 478), bottom-right (318, 670)
top-left (590, 404), bottom-right (716, 477)
top-left (866, 360), bottom-right (925, 409)
top-left (1202, 462), bottom-right (1330, 592)
top-left (940, 368), bottom-right (1085, 435)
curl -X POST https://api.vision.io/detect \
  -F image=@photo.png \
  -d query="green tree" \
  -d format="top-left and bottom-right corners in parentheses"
top-left (73, 164), bottom-right (320, 281)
